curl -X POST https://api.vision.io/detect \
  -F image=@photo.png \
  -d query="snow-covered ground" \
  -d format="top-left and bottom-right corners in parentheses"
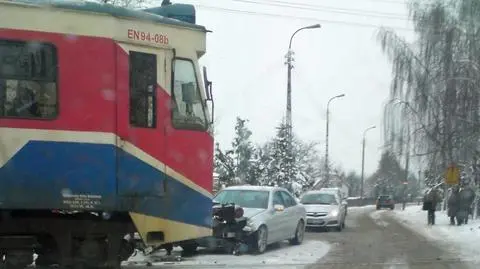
top-left (389, 205), bottom-right (480, 262)
top-left (369, 209), bottom-right (391, 228)
top-left (124, 240), bottom-right (330, 268)
top-left (349, 204), bottom-right (376, 211)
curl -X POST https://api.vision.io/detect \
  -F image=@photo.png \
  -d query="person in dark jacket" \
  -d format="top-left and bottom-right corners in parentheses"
top-left (423, 188), bottom-right (440, 225)
top-left (456, 186), bottom-right (475, 225)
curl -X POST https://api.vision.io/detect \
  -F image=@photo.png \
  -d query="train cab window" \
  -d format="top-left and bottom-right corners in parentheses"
top-left (129, 51), bottom-right (157, 128)
top-left (0, 40), bottom-right (58, 119)
top-left (171, 58), bottom-right (207, 130)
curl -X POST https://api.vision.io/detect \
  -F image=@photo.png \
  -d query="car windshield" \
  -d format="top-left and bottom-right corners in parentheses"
top-left (300, 193), bottom-right (337, 205)
top-left (379, 196), bottom-right (392, 201)
top-left (213, 189), bottom-right (269, 209)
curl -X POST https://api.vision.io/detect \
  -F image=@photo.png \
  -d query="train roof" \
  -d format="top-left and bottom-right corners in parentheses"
top-left (5, 0), bottom-right (207, 32)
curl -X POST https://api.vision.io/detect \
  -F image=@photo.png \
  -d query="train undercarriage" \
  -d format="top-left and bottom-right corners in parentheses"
top-left (0, 210), bottom-right (138, 269)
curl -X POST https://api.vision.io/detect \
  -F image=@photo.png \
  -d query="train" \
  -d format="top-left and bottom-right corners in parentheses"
top-left (0, 0), bottom-right (214, 268)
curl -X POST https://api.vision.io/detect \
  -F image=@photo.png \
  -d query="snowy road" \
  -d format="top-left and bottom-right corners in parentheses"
top-left (307, 205), bottom-right (479, 269)
top-left (123, 233), bottom-right (330, 269)
top-left (123, 205), bottom-right (480, 268)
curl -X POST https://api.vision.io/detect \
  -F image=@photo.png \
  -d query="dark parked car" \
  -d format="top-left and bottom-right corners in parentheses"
top-left (376, 195), bottom-right (395, 210)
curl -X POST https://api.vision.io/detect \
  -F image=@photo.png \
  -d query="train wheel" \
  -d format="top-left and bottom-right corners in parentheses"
top-left (4, 249), bottom-right (33, 269)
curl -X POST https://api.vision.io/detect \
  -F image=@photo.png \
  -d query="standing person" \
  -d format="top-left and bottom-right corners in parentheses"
top-left (457, 186), bottom-right (475, 225)
top-left (447, 186), bottom-right (459, 225)
top-left (423, 188), bottom-right (439, 225)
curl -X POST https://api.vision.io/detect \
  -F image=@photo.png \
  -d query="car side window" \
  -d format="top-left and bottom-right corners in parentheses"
top-left (280, 191), bottom-right (296, 207)
top-left (272, 192), bottom-right (285, 206)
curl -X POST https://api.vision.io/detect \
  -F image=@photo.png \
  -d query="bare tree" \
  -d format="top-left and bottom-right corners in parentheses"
top-left (379, 0), bottom-right (480, 186)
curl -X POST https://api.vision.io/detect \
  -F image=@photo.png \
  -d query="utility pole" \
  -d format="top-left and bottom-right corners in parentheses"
top-left (360, 137), bottom-right (366, 199)
top-left (286, 48), bottom-right (293, 142)
top-left (324, 94), bottom-right (345, 184)
top-left (284, 24), bottom-right (320, 184)
top-left (360, 125), bottom-right (376, 200)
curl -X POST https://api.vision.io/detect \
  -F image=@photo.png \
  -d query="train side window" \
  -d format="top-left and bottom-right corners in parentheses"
top-left (171, 58), bottom-right (207, 131)
top-left (129, 51), bottom-right (157, 128)
top-left (0, 39), bottom-right (58, 119)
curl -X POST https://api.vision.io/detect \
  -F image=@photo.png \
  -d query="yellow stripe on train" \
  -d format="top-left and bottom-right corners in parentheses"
top-left (129, 212), bottom-right (212, 245)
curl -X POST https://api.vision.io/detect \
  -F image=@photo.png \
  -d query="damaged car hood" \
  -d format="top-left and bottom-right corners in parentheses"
top-left (242, 208), bottom-right (266, 219)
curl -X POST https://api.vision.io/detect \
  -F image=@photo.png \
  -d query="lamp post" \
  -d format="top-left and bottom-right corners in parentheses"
top-left (285, 23), bottom-right (321, 137)
top-left (324, 93), bottom-right (345, 183)
top-left (284, 24), bottom-right (320, 187)
top-left (360, 125), bottom-right (376, 199)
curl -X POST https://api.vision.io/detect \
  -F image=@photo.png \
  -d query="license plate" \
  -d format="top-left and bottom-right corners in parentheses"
top-left (308, 219), bottom-right (323, 224)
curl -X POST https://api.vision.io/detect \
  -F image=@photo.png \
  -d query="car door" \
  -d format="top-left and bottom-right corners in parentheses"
top-left (279, 191), bottom-right (299, 237)
top-left (267, 191), bottom-right (287, 243)
top-left (335, 194), bottom-right (345, 220)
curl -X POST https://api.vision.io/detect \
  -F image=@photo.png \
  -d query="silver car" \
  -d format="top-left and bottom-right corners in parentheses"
top-left (300, 190), bottom-right (346, 231)
top-left (213, 185), bottom-right (307, 254)
top-left (318, 187), bottom-right (348, 215)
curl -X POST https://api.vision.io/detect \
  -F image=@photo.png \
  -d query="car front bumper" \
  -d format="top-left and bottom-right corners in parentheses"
top-left (306, 215), bottom-right (340, 227)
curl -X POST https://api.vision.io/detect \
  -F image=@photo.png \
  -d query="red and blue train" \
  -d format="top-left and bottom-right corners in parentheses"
top-left (0, 0), bottom-right (214, 267)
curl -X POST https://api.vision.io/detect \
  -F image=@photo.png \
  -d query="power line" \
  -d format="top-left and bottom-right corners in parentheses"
top-left (233, 0), bottom-right (410, 20)
top-left (196, 4), bottom-right (414, 32)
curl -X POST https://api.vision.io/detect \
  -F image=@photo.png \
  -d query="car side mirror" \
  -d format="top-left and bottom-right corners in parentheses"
top-left (273, 204), bottom-right (285, 212)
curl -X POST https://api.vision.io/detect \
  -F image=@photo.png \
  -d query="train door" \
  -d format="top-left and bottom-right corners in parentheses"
top-left (115, 43), bottom-right (168, 207)
top-left (163, 53), bottom-right (214, 226)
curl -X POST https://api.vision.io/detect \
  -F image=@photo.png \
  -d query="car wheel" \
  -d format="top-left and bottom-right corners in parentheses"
top-left (289, 220), bottom-right (305, 245)
top-left (335, 223), bottom-right (342, 232)
top-left (253, 225), bottom-right (268, 254)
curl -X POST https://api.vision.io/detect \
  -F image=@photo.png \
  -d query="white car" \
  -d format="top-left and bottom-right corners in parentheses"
top-left (300, 190), bottom-right (346, 231)
top-left (213, 185), bottom-right (306, 254)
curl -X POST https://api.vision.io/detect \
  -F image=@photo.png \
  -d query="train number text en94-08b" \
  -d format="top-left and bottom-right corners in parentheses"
top-left (127, 29), bottom-right (169, 45)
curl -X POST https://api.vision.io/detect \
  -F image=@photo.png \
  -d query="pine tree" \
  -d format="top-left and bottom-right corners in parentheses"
top-left (214, 142), bottom-right (235, 188)
top-left (231, 117), bottom-right (256, 184)
top-left (367, 150), bottom-right (416, 199)
top-left (270, 121), bottom-right (298, 192)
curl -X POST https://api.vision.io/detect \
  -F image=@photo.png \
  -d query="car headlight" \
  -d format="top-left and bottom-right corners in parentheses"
top-left (243, 219), bottom-right (254, 232)
top-left (329, 210), bottom-right (338, 217)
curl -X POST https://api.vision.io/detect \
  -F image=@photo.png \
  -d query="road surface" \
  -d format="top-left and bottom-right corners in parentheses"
top-left (124, 205), bottom-right (478, 268)
top-left (307, 206), bottom-right (478, 269)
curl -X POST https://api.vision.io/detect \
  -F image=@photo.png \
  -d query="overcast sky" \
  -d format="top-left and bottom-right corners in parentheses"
top-left (176, 0), bottom-right (417, 175)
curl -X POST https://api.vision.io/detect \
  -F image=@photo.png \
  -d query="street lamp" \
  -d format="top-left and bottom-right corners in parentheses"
top-left (324, 93), bottom-right (345, 183)
top-left (284, 23), bottom-right (320, 188)
top-left (285, 23), bottom-right (321, 146)
top-left (360, 125), bottom-right (376, 199)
